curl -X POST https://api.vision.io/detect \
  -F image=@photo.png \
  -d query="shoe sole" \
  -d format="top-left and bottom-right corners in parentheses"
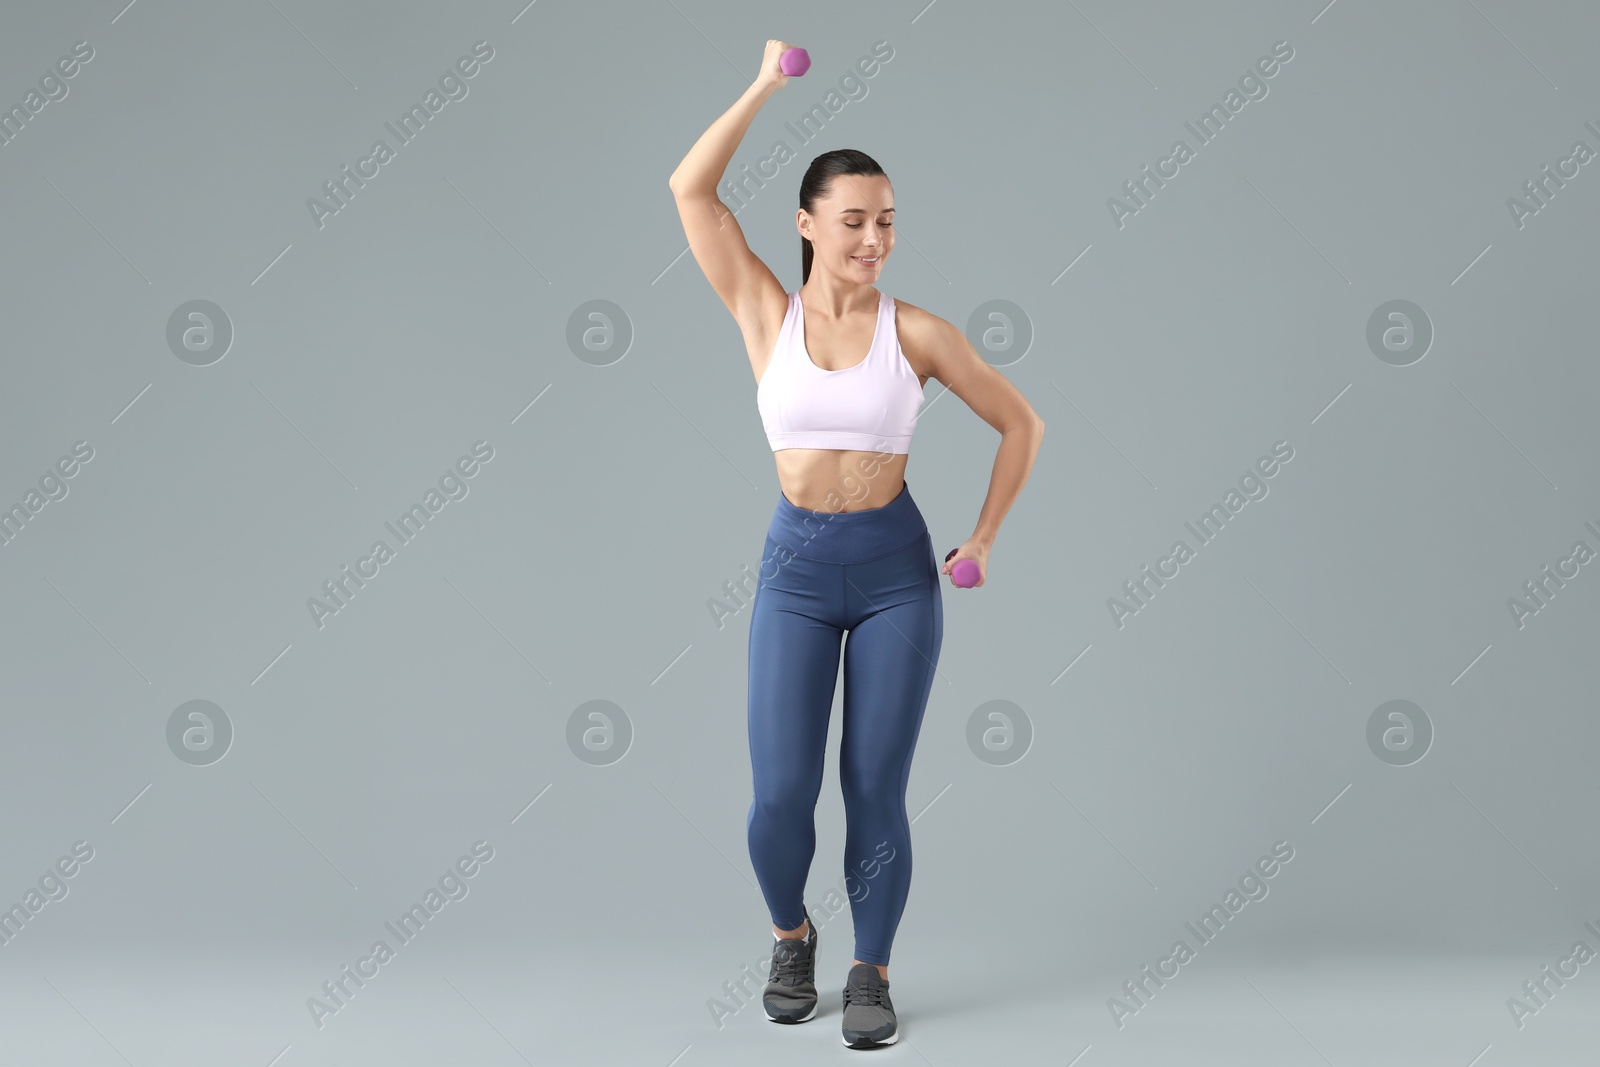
top-left (842, 1029), bottom-right (899, 1048)
top-left (766, 1001), bottom-right (818, 1023)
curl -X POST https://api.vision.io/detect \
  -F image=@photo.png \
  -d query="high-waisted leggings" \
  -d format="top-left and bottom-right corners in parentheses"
top-left (746, 480), bottom-right (943, 966)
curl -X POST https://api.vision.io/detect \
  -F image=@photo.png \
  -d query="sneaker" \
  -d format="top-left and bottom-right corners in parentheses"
top-left (841, 962), bottom-right (898, 1048)
top-left (762, 909), bottom-right (817, 1023)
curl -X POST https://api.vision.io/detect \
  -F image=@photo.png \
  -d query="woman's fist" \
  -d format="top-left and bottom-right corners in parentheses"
top-left (757, 39), bottom-right (796, 89)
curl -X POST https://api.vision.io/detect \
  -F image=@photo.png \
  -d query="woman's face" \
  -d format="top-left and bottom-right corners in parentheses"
top-left (801, 174), bottom-right (894, 281)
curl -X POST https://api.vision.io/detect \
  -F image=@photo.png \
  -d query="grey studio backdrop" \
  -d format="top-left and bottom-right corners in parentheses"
top-left (1, 0), bottom-right (1597, 1065)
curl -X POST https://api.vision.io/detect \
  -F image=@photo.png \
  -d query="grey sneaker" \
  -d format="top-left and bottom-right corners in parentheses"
top-left (762, 910), bottom-right (817, 1023)
top-left (841, 962), bottom-right (898, 1048)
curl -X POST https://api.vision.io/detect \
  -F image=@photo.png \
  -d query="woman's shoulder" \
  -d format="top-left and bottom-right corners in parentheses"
top-left (887, 295), bottom-right (952, 371)
top-left (887, 293), bottom-right (949, 334)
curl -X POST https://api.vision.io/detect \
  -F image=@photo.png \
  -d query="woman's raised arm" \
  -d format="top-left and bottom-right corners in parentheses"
top-left (668, 40), bottom-right (794, 334)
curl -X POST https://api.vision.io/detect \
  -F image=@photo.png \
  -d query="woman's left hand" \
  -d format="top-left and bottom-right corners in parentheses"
top-left (942, 540), bottom-right (989, 588)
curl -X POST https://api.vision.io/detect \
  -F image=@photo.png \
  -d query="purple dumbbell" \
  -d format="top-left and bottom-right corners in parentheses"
top-left (944, 548), bottom-right (981, 588)
top-left (780, 47), bottom-right (810, 77)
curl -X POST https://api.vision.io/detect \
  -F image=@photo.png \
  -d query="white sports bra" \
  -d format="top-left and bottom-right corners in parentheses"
top-left (756, 289), bottom-right (925, 453)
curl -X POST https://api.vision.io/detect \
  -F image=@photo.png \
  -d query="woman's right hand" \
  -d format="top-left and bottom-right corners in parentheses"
top-left (756, 39), bottom-right (796, 90)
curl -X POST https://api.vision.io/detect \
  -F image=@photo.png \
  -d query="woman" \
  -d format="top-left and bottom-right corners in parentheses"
top-left (669, 39), bottom-right (1044, 1049)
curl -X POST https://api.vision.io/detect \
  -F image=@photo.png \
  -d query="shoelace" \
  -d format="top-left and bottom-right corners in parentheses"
top-left (770, 939), bottom-right (812, 986)
top-left (843, 978), bottom-right (888, 1008)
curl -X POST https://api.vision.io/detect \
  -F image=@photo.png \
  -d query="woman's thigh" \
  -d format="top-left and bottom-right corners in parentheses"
top-left (838, 533), bottom-right (943, 785)
top-left (747, 538), bottom-right (847, 793)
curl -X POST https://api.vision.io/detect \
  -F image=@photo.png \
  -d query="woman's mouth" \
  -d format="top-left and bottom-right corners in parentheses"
top-left (853, 256), bottom-right (880, 265)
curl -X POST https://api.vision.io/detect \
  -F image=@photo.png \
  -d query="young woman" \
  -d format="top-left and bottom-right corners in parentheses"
top-left (669, 39), bottom-right (1044, 1050)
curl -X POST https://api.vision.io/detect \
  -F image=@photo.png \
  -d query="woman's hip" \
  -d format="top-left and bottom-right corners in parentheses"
top-left (764, 479), bottom-right (928, 566)
top-left (753, 527), bottom-right (939, 631)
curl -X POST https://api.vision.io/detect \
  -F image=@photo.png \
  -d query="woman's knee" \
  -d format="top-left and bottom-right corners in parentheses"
top-left (751, 776), bottom-right (820, 818)
top-left (838, 773), bottom-right (906, 815)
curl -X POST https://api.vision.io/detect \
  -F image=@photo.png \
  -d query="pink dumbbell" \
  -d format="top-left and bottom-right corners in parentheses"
top-left (780, 47), bottom-right (810, 76)
top-left (944, 548), bottom-right (981, 588)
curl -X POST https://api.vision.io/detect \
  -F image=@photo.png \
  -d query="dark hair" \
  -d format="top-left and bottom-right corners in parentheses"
top-left (799, 149), bottom-right (888, 285)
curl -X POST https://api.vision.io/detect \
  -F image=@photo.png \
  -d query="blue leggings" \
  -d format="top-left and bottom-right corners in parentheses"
top-left (746, 481), bottom-right (943, 966)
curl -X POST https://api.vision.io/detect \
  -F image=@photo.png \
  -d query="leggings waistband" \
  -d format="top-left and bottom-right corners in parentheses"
top-left (766, 481), bottom-right (928, 564)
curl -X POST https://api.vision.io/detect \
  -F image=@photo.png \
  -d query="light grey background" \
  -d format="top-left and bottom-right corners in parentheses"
top-left (2, 0), bottom-right (1597, 1063)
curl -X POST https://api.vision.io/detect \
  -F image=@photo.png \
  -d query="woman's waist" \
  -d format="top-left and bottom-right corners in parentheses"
top-left (773, 449), bottom-right (909, 513)
top-left (766, 474), bottom-right (926, 564)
